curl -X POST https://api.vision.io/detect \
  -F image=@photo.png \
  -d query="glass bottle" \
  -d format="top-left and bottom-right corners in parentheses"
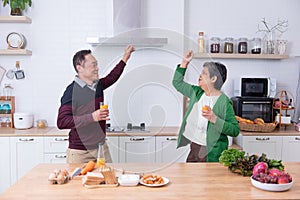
top-left (97, 143), bottom-right (106, 168)
top-left (237, 37), bottom-right (248, 54)
top-left (250, 38), bottom-right (262, 54)
top-left (198, 31), bottom-right (205, 53)
top-left (223, 37), bottom-right (234, 53)
top-left (210, 37), bottom-right (220, 53)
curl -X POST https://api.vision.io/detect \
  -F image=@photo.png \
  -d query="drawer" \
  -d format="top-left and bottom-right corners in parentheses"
top-left (44, 136), bottom-right (68, 153)
top-left (44, 153), bottom-right (67, 163)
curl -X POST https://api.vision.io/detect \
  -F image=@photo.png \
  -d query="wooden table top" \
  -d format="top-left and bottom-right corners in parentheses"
top-left (1, 162), bottom-right (299, 200)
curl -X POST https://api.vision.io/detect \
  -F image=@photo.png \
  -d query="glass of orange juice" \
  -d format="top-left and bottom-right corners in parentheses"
top-left (97, 143), bottom-right (106, 168)
top-left (202, 105), bottom-right (209, 111)
top-left (100, 102), bottom-right (108, 109)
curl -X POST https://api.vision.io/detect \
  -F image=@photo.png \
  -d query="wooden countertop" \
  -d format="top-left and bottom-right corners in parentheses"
top-left (1, 162), bottom-right (299, 200)
top-left (240, 126), bottom-right (300, 136)
top-left (0, 126), bottom-right (180, 137)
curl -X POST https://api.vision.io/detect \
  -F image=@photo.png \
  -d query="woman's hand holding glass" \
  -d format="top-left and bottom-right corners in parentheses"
top-left (202, 105), bottom-right (217, 124)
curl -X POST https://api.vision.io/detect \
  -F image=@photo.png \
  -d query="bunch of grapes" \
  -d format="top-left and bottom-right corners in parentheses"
top-left (253, 172), bottom-right (292, 184)
top-left (252, 172), bottom-right (278, 183)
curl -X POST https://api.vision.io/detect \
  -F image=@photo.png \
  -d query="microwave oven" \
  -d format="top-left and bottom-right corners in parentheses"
top-left (233, 77), bottom-right (276, 98)
top-left (231, 96), bottom-right (275, 123)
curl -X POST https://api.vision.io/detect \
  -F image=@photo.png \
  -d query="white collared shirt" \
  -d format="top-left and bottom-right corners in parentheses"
top-left (74, 76), bottom-right (98, 91)
top-left (183, 93), bottom-right (219, 145)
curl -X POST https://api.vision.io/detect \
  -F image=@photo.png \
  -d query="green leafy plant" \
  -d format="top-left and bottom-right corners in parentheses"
top-left (2, 0), bottom-right (32, 15)
top-left (219, 149), bottom-right (285, 176)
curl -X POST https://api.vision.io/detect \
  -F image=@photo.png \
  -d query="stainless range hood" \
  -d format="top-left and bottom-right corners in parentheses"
top-left (86, 36), bottom-right (168, 47)
top-left (86, 0), bottom-right (168, 47)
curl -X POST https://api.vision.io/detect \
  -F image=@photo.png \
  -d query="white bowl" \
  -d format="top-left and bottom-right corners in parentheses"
top-left (118, 174), bottom-right (140, 186)
top-left (250, 176), bottom-right (293, 192)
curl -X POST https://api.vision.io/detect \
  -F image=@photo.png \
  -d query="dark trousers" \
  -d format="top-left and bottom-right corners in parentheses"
top-left (186, 142), bottom-right (207, 162)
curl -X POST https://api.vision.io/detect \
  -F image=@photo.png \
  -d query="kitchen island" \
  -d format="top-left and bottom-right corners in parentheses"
top-left (0, 162), bottom-right (299, 200)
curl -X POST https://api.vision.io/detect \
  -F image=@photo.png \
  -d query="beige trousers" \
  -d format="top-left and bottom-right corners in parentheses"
top-left (66, 142), bottom-right (112, 164)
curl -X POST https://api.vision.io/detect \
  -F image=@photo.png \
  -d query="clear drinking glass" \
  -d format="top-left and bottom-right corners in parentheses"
top-left (97, 143), bottom-right (106, 168)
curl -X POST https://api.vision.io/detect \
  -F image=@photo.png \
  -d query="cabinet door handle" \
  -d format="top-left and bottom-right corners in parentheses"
top-left (166, 138), bottom-right (177, 141)
top-left (130, 138), bottom-right (144, 141)
top-left (55, 155), bottom-right (67, 159)
top-left (255, 137), bottom-right (270, 141)
top-left (54, 138), bottom-right (68, 141)
top-left (19, 138), bottom-right (34, 142)
top-left (295, 137), bottom-right (300, 140)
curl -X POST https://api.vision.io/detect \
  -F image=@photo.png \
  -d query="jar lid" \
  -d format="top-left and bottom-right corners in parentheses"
top-left (224, 37), bottom-right (234, 40)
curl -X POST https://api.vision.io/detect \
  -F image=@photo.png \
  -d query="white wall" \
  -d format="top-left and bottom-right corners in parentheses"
top-left (0, 0), bottom-right (299, 126)
top-left (183, 0), bottom-right (300, 118)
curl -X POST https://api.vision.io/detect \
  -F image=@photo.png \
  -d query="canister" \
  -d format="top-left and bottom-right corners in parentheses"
top-left (223, 37), bottom-right (234, 53)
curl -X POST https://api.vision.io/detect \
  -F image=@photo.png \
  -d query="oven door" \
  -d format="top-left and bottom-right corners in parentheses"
top-left (241, 78), bottom-right (268, 97)
top-left (240, 98), bottom-right (273, 122)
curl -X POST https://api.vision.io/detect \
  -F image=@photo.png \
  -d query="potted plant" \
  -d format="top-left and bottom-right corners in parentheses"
top-left (257, 18), bottom-right (288, 54)
top-left (2, 0), bottom-right (32, 16)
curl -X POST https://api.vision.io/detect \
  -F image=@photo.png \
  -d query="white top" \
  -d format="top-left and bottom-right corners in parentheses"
top-left (183, 94), bottom-right (219, 146)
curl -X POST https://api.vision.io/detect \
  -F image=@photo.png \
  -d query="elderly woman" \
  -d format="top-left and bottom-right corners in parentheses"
top-left (172, 51), bottom-right (239, 162)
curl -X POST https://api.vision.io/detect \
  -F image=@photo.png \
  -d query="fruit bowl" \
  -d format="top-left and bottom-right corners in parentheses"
top-left (250, 176), bottom-right (293, 192)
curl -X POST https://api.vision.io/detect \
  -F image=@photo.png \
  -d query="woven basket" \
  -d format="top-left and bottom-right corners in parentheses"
top-left (239, 122), bottom-right (277, 132)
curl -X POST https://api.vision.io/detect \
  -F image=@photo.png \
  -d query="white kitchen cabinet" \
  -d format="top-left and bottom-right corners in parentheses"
top-left (155, 136), bottom-right (189, 163)
top-left (10, 136), bottom-right (44, 183)
top-left (106, 136), bottom-right (119, 163)
top-left (281, 136), bottom-right (300, 162)
top-left (119, 136), bottom-right (155, 163)
top-left (0, 137), bottom-right (11, 194)
top-left (241, 136), bottom-right (282, 160)
top-left (44, 136), bottom-right (68, 163)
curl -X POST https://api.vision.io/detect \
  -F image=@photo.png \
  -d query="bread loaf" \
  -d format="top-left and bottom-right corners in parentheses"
top-left (254, 118), bottom-right (265, 125)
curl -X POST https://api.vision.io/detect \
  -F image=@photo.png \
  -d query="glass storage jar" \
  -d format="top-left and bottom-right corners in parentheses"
top-left (3, 84), bottom-right (13, 100)
top-left (237, 37), bottom-right (248, 54)
top-left (223, 37), bottom-right (234, 53)
top-left (210, 37), bottom-right (221, 53)
top-left (250, 38), bottom-right (262, 54)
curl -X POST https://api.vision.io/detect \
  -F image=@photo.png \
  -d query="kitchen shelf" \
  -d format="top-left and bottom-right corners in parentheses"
top-left (273, 90), bottom-right (295, 130)
top-left (194, 53), bottom-right (289, 60)
top-left (0, 16), bottom-right (32, 23)
top-left (0, 96), bottom-right (15, 128)
top-left (0, 49), bottom-right (32, 55)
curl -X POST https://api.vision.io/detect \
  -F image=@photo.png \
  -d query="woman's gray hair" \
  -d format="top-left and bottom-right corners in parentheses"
top-left (203, 62), bottom-right (227, 90)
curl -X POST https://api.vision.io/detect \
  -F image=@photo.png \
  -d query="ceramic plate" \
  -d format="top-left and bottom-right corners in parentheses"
top-left (139, 177), bottom-right (169, 187)
top-left (250, 176), bottom-right (293, 192)
top-left (6, 32), bottom-right (24, 48)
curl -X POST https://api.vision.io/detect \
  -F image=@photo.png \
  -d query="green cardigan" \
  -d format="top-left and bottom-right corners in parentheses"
top-left (172, 66), bottom-right (240, 162)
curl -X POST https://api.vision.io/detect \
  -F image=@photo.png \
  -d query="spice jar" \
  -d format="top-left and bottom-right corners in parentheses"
top-left (210, 37), bottom-right (220, 53)
top-left (223, 37), bottom-right (234, 53)
top-left (250, 38), bottom-right (262, 54)
top-left (238, 37), bottom-right (248, 54)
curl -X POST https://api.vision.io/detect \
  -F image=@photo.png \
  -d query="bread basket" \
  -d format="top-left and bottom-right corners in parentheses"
top-left (239, 122), bottom-right (277, 132)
